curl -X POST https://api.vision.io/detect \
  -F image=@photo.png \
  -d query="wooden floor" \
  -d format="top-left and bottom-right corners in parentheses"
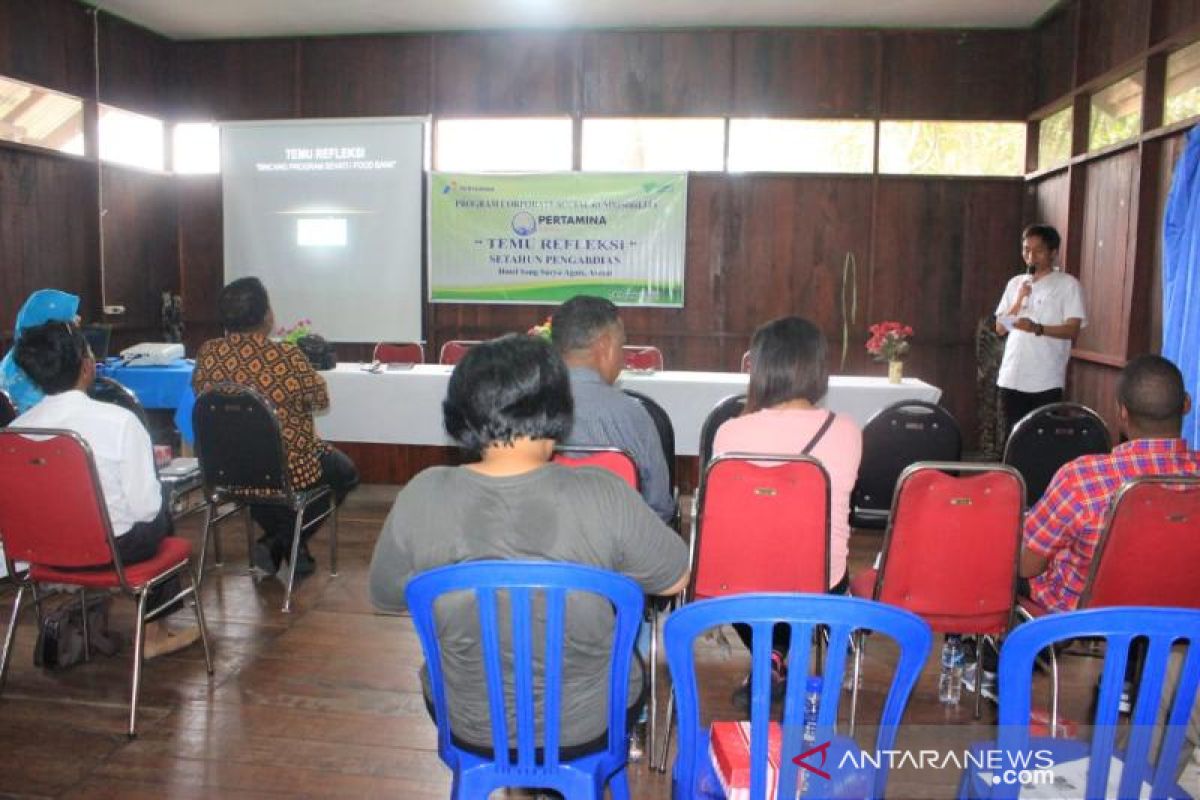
top-left (0, 485), bottom-right (1134, 799)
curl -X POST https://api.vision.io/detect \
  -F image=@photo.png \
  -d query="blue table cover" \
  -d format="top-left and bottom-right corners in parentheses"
top-left (98, 358), bottom-right (197, 444)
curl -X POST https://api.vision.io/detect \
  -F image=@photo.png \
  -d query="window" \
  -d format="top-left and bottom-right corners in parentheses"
top-left (1088, 73), bottom-right (1143, 152)
top-left (1037, 105), bottom-right (1073, 171)
top-left (0, 74), bottom-right (84, 155)
top-left (173, 121), bottom-right (220, 174)
top-left (435, 117), bottom-right (571, 172)
top-left (581, 118), bottom-right (724, 172)
top-left (728, 119), bottom-right (874, 174)
top-left (1165, 40), bottom-right (1200, 127)
top-left (878, 121), bottom-right (1025, 176)
top-left (99, 104), bottom-right (165, 171)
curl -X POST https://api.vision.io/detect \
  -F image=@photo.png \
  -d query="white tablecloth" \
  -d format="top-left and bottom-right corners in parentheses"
top-left (316, 364), bottom-right (941, 456)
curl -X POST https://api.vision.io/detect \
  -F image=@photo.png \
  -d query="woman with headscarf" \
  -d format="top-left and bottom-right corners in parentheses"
top-left (1, 289), bottom-right (81, 414)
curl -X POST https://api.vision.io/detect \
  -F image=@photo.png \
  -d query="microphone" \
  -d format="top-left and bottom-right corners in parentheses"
top-left (1025, 263), bottom-right (1035, 277)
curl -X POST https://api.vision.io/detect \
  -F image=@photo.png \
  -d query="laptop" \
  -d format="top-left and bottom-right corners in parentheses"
top-left (80, 324), bottom-right (112, 361)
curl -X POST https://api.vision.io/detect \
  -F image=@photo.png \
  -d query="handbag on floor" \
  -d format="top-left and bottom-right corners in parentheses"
top-left (34, 593), bottom-right (122, 669)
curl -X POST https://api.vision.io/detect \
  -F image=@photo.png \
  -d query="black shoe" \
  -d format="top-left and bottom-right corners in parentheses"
top-left (251, 539), bottom-right (281, 576)
top-left (291, 544), bottom-right (317, 578)
top-left (731, 652), bottom-right (787, 711)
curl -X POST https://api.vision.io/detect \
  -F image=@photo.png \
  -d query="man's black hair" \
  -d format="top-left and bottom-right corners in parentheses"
top-left (551, 295), bottom-right (620, 353)
top-left (218, 276), bottom-right (271, 333)
top-left (13, 322), bottom-right (89, 396)
top-left (443, 334), bottom-right (573, 451)
top-left (1022, 223), bottom-right (1061, 252)
top-left (1119, 354), bottom-right (1187, 432)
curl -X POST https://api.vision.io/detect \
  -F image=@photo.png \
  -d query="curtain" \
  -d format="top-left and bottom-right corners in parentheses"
top-left (1163, 126), bottom-right (1200, 447)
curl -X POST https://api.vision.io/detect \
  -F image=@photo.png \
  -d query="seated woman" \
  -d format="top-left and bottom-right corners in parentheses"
top-left (713, 316), bottom-right (863, 706)
top-left (1, 289), bottom-right (80, 414)
top-left (368, 334), bottom-right (688, 756)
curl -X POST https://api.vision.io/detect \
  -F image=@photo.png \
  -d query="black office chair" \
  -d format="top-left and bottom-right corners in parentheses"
top-left (192, 384), bottom-right (338, 613)
top-left (88, 376), bottom-right (149, 428)
top-left (697, 393), bottom-right (746, 469)
top-left (622, 388), bottom-right (677, 501)
top-left (1003, 401), bottom-right (1111, 507)
top-left (850, 400), bottom-right (962, 529)
top-left (0, 388), bottom-right (16, 427)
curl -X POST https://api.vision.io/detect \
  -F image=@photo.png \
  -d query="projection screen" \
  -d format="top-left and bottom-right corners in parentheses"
top-left (221, 118), bottom-right (425, 343)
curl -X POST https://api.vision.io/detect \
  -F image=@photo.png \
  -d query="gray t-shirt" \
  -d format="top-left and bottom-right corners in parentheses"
top-left (368, 463), bottom-right (687, 749)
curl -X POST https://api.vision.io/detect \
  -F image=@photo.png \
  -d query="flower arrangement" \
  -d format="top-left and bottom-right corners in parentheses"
top-left (527, 316), bottom-right (553, 341)
top-left (866, 321), bottom-right (914, 362)
top-left (275, 318), bottom-right (313, 345)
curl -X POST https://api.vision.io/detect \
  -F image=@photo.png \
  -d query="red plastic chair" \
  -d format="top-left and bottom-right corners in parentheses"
top-left (848, 461), bottom-right (1025, 720)
top-left (372, 342), bottom-right (425, 364)
top-left (439, 340), bottom-right (480, 366)
top-left (622, 345), bottom-right (664, 371)
top-left (655, 454), bottom-right (831, 771)
top-left (552, 445), bottom-right (639, 490)
top-left (0, 428), bottom-right (213, 737)
top-left (1021, 475), bottom-right (1200, 731)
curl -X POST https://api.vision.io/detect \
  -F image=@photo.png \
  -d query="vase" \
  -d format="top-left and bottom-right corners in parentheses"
top-left (888, 360), bottom-right (903, 384)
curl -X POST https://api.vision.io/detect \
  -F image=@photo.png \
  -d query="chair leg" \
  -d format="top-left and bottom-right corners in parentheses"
top-left (80, 588), bottom-right (91, 662)
top-left (243, 505), bottom-right (255, 576)
top-left (849, 632), bottom-right (866, 735)
top-left (281, 509), bottom-right (304, 613)
top-left (129, 590), bottom-right (151, 738)
top-left (189, 567), bottom-right (214, 676)
top-left (0, 584), bottom-right (26, 693)
top-left (196, 502), bottom-right (214, 587)
top-left (655, 689), bottom-right (675, 773)
top-left (328, 501), bottom-right (339, 577)
top-left (648, 604), bottom-right (658, 767)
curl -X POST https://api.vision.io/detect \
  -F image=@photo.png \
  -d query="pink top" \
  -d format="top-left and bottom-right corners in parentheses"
top-left (713, 408), bottom-right (863, 587)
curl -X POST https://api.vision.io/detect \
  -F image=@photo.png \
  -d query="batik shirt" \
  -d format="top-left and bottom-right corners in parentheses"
top-left (192, 332), bottom-right (330, 490)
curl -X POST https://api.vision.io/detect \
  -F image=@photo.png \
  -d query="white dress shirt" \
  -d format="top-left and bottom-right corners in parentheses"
top-left (995, 269), bottom-right (1088, 394)
top-left (11, 390), bottom-right (162, 536)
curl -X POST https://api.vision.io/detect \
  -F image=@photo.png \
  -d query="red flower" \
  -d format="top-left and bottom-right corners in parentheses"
top-left (865, 320), bottom-right (913, 361)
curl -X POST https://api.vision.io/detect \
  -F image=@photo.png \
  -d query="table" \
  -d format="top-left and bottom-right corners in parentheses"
top-left (315, 364), bottom-right (942, 456)
top-left (97, 358), bottom-right (197, 443)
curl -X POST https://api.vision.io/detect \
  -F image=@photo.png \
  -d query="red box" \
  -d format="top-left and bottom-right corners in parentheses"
top-left (709, 720), bottom-right (781, 800)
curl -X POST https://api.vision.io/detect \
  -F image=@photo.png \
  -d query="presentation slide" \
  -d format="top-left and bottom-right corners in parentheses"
top-left (221, 118), bottom-right (425, 344)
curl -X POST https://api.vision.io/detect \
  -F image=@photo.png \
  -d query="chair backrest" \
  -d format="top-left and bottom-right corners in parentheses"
top-left (552, 445), bottom-right (639, 490)
top-left (372, 341), bottom-right (425, 364)
top-left (0, 388), bottom-right (16, 427)
top-left (1081, 476), bottom-right (1200, 609)
top-left (697, 393), bottom-right (746, 468)
top-left (1003, 401), bottom-right (1111, 506)
top-left (404, 560), bottom-right (643, 785)
top-left (994, 607), bottom-right (1200, 800)
top-left (739, 349), bottom-right (752, 373)
top-left (621, 345), bottom-right (663, 371)
top-left (192, 384), bottom-right (292, 498)
top-left (665, 594), bottom-right (931, 800)
top-left (690, 454), bottom-right (830, 599)
top-left (851, 400), bottom-right (962, 528)
top-left (88, 376), bottom-right (149, 428)
top-left (0, 428), bottom-right (119, 570)
top-left (872, 462), bottom-right (1026, 635)
top-left (621, 388), bottom-right (676, 492)
top-left (439, 340), bottom-right (480, 366)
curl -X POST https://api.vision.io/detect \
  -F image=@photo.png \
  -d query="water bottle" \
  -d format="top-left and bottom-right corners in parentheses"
top-left (939, 635), bottom-right (964, 706)
top-left (799, 676), bottom-right (822, 794)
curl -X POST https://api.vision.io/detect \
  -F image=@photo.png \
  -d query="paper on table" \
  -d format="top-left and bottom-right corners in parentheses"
top-left (998, 315), bottom-right (1019, 332)
top-left (980, 755), bottom-right (1155, 800)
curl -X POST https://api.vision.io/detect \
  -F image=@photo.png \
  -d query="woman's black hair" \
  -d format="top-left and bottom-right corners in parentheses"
top-left (13, 321), bottom-right (89, 396)
top-left (443, 334), bottom-right (573, 451)
top-left (744, 316), bottom-right (829, 413)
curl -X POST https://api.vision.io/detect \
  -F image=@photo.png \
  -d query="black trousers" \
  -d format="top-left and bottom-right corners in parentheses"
top-left (250, 447), bottom-right (360, 553)
top-left (1000, 387), bottom-right (1063, 440)
top-left (733, 571), bottom-right (851, 656)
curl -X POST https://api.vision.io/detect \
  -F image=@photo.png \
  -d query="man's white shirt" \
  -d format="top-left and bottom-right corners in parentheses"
top-left (995, 269), bottom-right (1087, 393)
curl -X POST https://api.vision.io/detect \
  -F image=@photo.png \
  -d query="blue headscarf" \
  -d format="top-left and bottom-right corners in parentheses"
top-left (0, 289), bottom-right (81, 413)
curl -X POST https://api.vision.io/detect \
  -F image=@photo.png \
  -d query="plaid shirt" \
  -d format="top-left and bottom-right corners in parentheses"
top-left (1025, 438), bottom-right (1200, 612)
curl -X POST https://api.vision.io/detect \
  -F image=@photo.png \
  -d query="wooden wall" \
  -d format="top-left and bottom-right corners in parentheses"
top-left (1027, 0), bottom-right (1200, 437)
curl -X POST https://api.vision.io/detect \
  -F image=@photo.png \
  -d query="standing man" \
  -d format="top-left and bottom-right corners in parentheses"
top-left (193, 277), bottom-right (359, 577)
top-left (552, 295), bottom-right (675, 523)
top-left (994, 224), bottom-right (1087, 436)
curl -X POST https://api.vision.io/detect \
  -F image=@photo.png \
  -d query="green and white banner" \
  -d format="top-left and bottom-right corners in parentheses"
top-left (429, 172), bottom-right (686, 306)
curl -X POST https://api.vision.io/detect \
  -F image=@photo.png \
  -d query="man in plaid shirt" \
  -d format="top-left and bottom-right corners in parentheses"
top-left (1019, 354), bottom-right (1199, 612)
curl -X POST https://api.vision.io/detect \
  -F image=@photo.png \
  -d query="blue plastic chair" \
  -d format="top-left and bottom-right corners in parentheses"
top-left (958, 607), bottom-right (1200, 799)
top-left (664, 594), bottom-right (932, 800)
top-left (403, 560), bottom-right (644, 799)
